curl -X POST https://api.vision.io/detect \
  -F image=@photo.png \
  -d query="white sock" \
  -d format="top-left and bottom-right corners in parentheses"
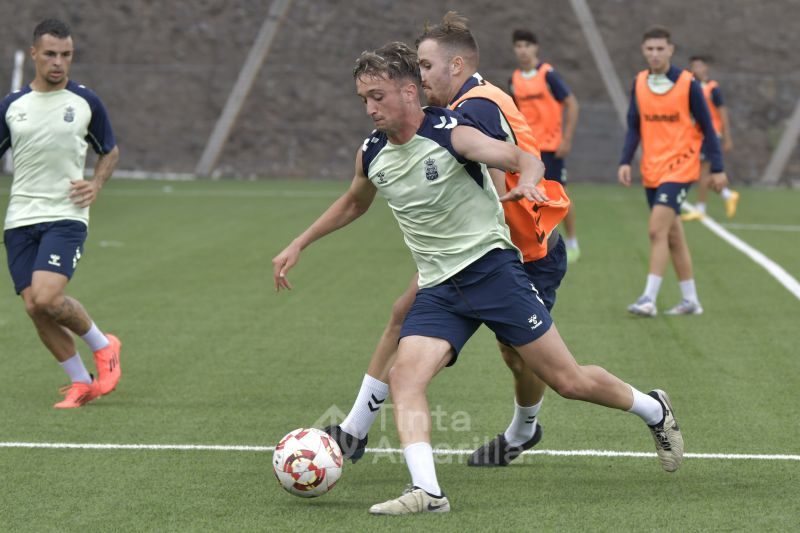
top-left (403, 442), bottom-right (442, 496)
top-left (627, 386), bottom-right (664, 426)
top-left (720, 188), bottom-right (732, 200)
top-left (339, 374), bottom-right (389, 439)
top-left (679, 279), bottom-right (699, 303)
top-left (566, 237), bottom-right (579, 250)
top-left (503, 399), bottom-right (542, 446)
top-left (643, 274), bottom-right (663, 301)
top-left (60, 353), bottom-right (92, 384)
top-left (80, 322), bottom-right (109, 351)
top-left (695, 202), bottom-right (707, 214)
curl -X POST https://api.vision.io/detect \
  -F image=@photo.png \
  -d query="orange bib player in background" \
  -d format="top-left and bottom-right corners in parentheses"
top-left (618, 26), bottom-right (728, 318)
top-left (510, 63), bottom-right (564, 152)
top-left (635, 69), bottom-right (703, 188)
top-left (683, 54), bottom-right (739, 220)
top-left (450, 77), bottom-right (570, 263)
top-left (510, 29), bottom-right (581, 263)
top-left (418, 18), bottom-right (574, 466)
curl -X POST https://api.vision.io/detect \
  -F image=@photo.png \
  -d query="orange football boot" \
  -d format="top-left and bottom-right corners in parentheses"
top-left (94, 334), bottom-right (122, 395)
top-left (54, 378), bottom-right (101, 409)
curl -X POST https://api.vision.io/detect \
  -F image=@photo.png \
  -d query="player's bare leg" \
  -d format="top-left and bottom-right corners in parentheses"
top-left (23, 271), bottom-right (102, 407)
top-left (563, 206), bottom-right (580, 263)
top-left (326, 273), bottom-right (418, 462)
top-left (469, 344), bottom-right (546, 466)
top-left (366, 273), bottom-right (419, 382)
top-left (628, 205), bottom-right (675, 317)
top-left (24, 272), bottom-right (90, 360)
top-left (369, 335), bottom-right (452, 514)
top-left (665, 216), bottom-right (703, 315)
top-left (25, 270), bottom-right (120, 403)
top-left (514, 324), bottom-right (684, 472)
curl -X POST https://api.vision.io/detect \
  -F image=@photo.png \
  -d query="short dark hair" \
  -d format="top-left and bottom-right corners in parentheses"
top-left (689, 54), bottom-right (712, 63)
top-left (512, 29), bottom-right (537, 44)
top-left (33, 19), bottom-right (71, 44)
top-left (642, 25), bottom-right (671, 43)
top-left (415, 11), bottom-right (479, 63)
top-left (353, 41), bottom-right (421, 86)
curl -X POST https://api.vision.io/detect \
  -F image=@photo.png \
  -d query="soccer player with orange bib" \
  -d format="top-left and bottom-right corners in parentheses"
top-left (681, 55), bottom-right (739, 220)
top-left (619, 26), bottom-right (728, 317)
top-left (510, 29), bottom-right (581, 263)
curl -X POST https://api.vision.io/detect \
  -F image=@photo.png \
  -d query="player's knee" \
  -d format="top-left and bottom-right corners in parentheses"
top-left (23, 298), bottom-right (37, 318)
top-left (499, 345), bottom-right (527, 376)
top-left (387, 364), bottom-right (414, 396)
top-left (29, 292), bottom-right (59, 318)
top-left (648, 227), bottom-right (666, 244)
top-left (548, 373), bottom-right (586, 400)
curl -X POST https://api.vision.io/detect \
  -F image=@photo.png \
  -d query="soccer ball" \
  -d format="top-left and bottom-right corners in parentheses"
top-left (273, 428), bottom-right (343, 498)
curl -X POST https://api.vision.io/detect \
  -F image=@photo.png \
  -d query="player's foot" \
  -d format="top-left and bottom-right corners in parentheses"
top-left (369, 485), bottom-right (450, 515)
top-left (566, 245), bottom-right (581, 264)
top-left (54, 377), bottom-right (101, 409)
top-left (323, 424), bottom-right (367, 463)
top-left (725, 190), bottom-right (740, 219)
top-left (467, 423), bottom-right (543, 467)
top-left (647, 389), bottom-right (684, 472)
top-left (680, 211), bottom-right (704, 221)
top-left (627, 296), bottom-right (657, 317)
top-left (664, 299), bottom-right (703, 316)
top-left (93, 334), bottom-right (121, 395)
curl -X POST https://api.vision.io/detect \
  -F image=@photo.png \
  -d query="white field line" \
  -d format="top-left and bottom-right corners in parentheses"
top-left (683, 202), bottom-right (800, 300)
top-left (1, 442), bottom-right (798, 461)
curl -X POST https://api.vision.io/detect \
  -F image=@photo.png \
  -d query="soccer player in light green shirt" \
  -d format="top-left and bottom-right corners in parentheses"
top-left (1, 19), bottom-right (122, 408)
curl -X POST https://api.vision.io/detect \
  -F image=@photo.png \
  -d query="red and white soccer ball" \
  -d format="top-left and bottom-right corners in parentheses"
top-left (273, 428), bottom-right (344, 498)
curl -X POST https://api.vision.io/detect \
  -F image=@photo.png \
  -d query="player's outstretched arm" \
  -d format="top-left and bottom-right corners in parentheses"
top-left (272, 149), bottom-right (377, 291)
top-left (69, 145), bottom-right (120, 208)
top-left (450, 125), bottom-right (547, 203)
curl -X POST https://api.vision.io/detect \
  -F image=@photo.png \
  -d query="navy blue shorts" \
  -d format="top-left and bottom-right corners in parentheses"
top-left (4, 220), bottom-right (87, 294)
top-left (541, 151), bottom-right (567, 185)
top-left (400, 248), bottom-right (553, 366)
top-left (523, 233), bottom-right (567, 312)
top-left (645, 182), bottom-right (691, 214)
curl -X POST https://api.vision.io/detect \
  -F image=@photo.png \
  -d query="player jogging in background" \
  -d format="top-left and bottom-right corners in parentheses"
top-left (619, 26), bottom-right (728, 318)
top-left (682, 54), bottom-right (739, 220)
top-left (322, 11), bottom-right (571, 470)
top-left (1, 19), bottom-right (122, 408)
top-left (273, 40), bottom-right (683, 516)
top-left (510, 29), bottom-right (581, 263)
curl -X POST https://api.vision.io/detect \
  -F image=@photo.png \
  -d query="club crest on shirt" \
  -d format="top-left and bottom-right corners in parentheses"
top-left (424, 158), bottom-right (439, 181)
top-left (376, 171), bottom-right (387, 184)
top-left (63, 106), bottom-right (75, 123)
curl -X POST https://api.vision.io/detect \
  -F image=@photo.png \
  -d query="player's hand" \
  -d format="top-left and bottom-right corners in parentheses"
top-left (69, 180), bottom-right (100, 208)
top-left (618, 165), bottom-right (632, 187)
top-left (710, 172), bottom-right (728, 193)
top-left (723, 138), bottom-right (733, 153)
top-left (499, 182), bottom-right (549, 203)
top-left (272, 242), bottom-right (302, 291)
top-left (555, 138), bottom-right (572, 158)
